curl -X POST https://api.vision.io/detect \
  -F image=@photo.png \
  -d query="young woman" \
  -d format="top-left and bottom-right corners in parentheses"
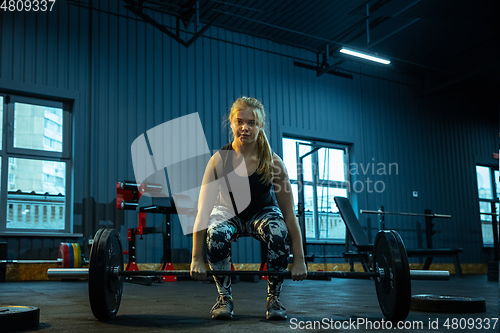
top-left (190, 97), bottom-right (307, 320)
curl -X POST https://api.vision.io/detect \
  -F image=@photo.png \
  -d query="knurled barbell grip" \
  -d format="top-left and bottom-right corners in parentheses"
top-left (47, 268), bottom-right (450, 281)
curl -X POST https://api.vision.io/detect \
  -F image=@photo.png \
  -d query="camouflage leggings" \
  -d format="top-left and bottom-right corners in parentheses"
top-left (206, 204), bottom-right (290, 299)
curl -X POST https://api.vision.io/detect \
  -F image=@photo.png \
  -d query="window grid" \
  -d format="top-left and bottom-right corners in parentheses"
top-left (0, 93), bottom-right (72, 233)
top-left (477, 165), bottom-right (500, 246)
top-left (283, 137), bottom-right (349, 242)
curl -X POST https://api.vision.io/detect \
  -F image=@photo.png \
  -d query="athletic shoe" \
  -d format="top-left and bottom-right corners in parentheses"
top-left (266, 295), bottom-right (287, 320)
top-left (210, 295), bottom-right (233, 319)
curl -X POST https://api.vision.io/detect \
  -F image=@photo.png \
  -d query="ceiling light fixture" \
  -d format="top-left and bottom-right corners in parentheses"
top-left (339, 47), bottom-right (391, 65)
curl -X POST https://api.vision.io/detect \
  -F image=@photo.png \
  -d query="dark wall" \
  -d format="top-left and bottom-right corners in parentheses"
top-left (0, 1), bottom-right (497, 264)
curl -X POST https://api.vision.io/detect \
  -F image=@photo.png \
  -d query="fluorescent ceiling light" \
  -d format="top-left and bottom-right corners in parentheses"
top-left (340, 47), bottom-right (391, 65)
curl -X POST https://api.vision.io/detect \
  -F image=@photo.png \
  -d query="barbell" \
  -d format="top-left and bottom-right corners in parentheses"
top-left (360, 209), bottom-right (452, 219)
top-left (46, 267), bottom-right (449, 280)
top-left (47, 228), bottom-right (451, 322)
top-left (1, 243), bottom-right (87, 268)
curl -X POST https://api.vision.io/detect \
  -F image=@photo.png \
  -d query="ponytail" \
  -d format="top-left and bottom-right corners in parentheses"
top-left (256, 129), bottom-right (274, 186)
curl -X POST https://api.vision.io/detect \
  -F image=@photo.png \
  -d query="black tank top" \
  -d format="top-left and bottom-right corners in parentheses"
top-left (215, 143), bottom-right (275, 219)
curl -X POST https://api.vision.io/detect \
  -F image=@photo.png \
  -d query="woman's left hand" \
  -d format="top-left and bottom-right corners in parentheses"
top-left (291, 260), bottom-right (308, 281)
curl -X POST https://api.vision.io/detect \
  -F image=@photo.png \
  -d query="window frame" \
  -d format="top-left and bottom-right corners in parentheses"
top-left (0, 93), bottom-right (73, 235)
top-left (476, 165), bottom-right (500, 248)
top-left (6, 95), bottom-right (71, 159)
top-left (283, 136), bottom-right (350, 243)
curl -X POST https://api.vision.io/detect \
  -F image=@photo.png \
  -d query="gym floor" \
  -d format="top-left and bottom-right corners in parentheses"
top-left (1, 274), bottom-right (498, 333)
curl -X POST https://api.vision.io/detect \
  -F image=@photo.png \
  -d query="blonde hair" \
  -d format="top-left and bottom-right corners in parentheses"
top-left (229, 97), bottom-right (273, 185)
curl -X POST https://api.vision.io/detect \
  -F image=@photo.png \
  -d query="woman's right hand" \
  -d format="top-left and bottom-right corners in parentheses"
top-left (190, 258), bottom-right (207, 281)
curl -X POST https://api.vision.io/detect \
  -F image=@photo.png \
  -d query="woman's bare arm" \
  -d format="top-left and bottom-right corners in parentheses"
top-left (272, 153), bottom-right (307, 281)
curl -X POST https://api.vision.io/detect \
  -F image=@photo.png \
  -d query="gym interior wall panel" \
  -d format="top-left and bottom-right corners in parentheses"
top-left (0, 5), bottom-right (82, 88)
top-left (0, 237), bottom-right (67, 260)
top-left (70, 0), bottom-right (91, 237)
top-left (0, 2), bottom-right (92, 255)
top-left (351, 72), bottom-right (496, 264)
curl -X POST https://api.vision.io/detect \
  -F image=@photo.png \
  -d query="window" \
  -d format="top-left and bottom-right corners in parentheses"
top-left (0, 94), bottom-right (72, 233)
top-left (476, 165), bottom-right (499, 246)
top-left (282, 137), bottom-right (349, 241)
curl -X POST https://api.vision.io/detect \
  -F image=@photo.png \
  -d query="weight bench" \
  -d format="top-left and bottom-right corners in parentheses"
top-left (334, 197), bottom-right (463, 277)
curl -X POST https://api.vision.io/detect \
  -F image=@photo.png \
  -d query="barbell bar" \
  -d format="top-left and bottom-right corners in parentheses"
top-left (1, 243), bottom-right (88, 268)
top-left (1, 259), bottom-right (62, 264)
top-left (48, 268), bottom-right (90, 279)
top-left (47, 267), bottom-right (450, 281)
top-left (5, 258), bottom-right (91, 266)
top-left (360, 209), bottom-right (451, 219)
top-left (120, 180), bottom-right (163, 192)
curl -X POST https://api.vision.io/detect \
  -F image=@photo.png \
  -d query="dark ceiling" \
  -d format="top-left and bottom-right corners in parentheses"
top-left (122, 0), bottom-right (499, 100)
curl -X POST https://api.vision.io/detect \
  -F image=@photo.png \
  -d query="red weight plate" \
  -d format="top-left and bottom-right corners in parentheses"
top-left (58, 243), bottom-right (70, 268)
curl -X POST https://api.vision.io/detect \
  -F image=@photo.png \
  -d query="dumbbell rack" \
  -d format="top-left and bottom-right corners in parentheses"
top-left (116, 181), bottom-right (177, 284)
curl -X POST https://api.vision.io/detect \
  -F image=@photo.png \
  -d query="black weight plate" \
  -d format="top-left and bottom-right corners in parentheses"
top-left (373, 230), bottom-right (411, 321)
top-left (411, 294), bottom-right (486, 313)
top-left (88, 228), bottom-right (124, 320)
top-left (0, 305), bottom-right (40, 332)
top-left (88, 228), bottom-right (105, 319)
